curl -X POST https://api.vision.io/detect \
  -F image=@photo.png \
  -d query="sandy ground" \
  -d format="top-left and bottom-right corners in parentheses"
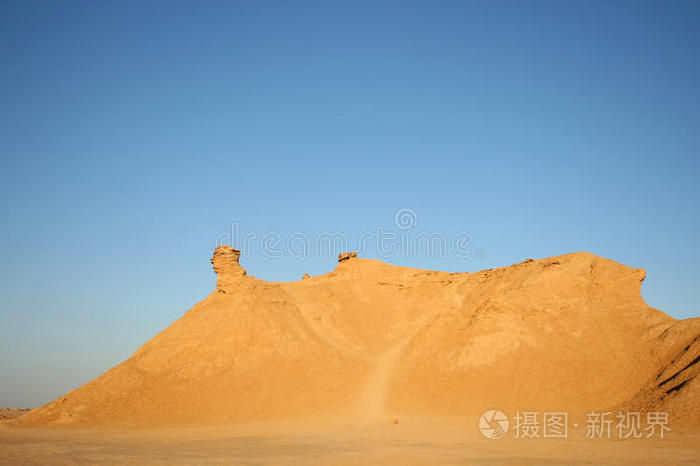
top-left (2, 417), bottom-right (700, 465)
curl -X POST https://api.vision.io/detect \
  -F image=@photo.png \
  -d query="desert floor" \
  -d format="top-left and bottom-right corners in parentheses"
top-left (2, 417), bottom-right (700, 465)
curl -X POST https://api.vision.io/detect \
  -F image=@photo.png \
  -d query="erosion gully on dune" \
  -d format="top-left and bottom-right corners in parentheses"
top-left (352, 340), bottom-right (408, 423)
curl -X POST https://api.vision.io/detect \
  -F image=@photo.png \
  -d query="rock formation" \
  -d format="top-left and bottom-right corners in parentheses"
top-left (210, 245), bottom-right (245, 293)
top-left (338, 251), bottom-right (357, 262)
top-left (17, 250), bottom-right (700, 427)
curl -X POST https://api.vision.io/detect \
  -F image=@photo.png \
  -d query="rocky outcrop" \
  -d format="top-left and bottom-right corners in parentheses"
top-left (210, 245), bottom-right (246, 293)
top-left (618, 320), bottom-right (700, 424)
top-left (338, 251), bottom-right (357, 262)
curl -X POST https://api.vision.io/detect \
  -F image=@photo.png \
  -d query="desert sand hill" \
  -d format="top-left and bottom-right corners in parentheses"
top-left (16, 248), bottom-right (700, 428)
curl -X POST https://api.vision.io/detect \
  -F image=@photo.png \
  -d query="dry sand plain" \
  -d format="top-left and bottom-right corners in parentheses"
top-left (2, 418), bottom-right (700, 465)
top-left (2, 248), bottom-right (699, 464)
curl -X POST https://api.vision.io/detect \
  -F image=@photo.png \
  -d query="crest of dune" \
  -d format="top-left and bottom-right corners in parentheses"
top-left (18, 247), bottom-right (700, 427)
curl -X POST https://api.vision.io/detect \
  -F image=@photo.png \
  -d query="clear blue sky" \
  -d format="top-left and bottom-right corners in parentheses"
top-left (1, 1), bottom-right (698, 407)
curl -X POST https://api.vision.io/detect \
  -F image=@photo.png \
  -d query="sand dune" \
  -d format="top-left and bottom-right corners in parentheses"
top-left (13, 248), bottom-right (700, 428)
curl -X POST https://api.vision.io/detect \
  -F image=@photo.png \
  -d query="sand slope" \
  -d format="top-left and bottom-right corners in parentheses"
top-left (17, 248), bottom-right (700, 427)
